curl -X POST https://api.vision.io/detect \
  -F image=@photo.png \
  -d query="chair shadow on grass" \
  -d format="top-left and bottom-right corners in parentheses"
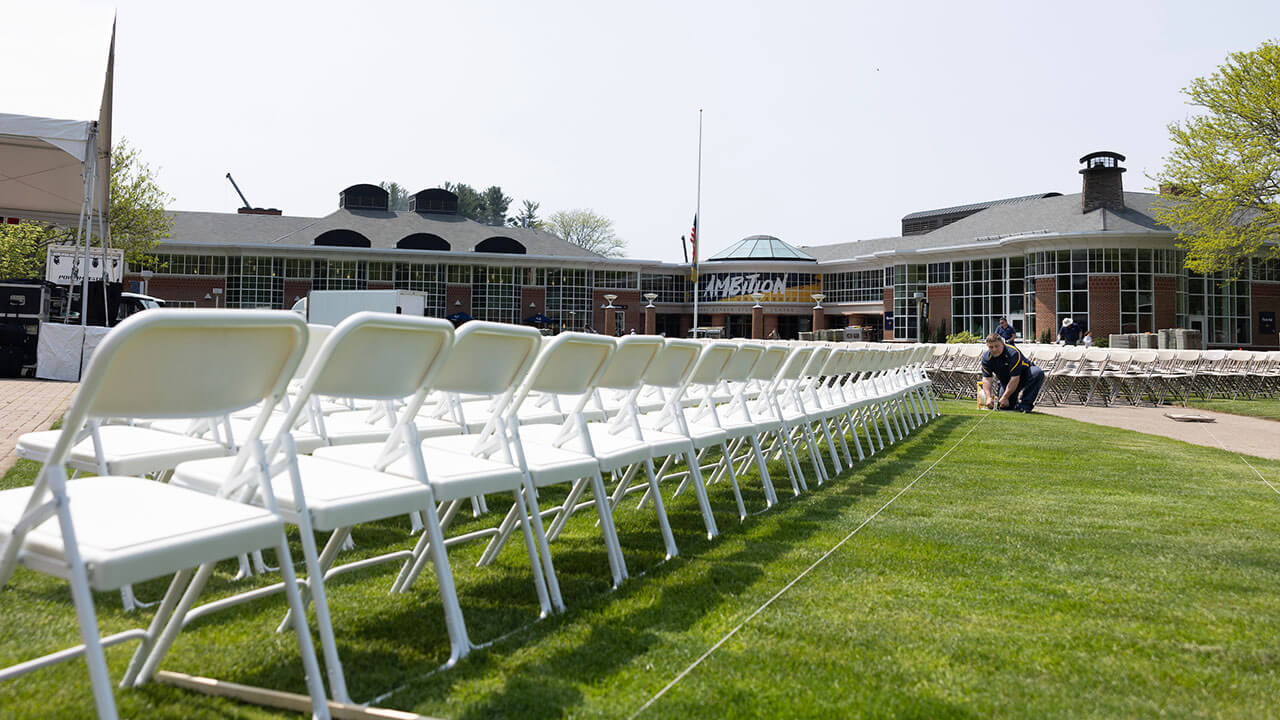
top-left (362, 415), bottom-right (971, 718)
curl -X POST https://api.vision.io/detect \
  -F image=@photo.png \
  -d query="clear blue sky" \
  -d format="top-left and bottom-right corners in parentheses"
top-left (4, 0), bottom-right (1279, 262)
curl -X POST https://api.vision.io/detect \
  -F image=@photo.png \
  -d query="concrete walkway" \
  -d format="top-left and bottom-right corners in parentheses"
top-left (0, 379), bottom-right (78, 476)
top-left (1038, 403), bottom-right (1280, 461)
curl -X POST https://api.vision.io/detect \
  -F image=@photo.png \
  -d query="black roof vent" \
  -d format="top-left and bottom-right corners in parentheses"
top-left (409, 188), bottom-right (459, 215)
top-left (339, 183), bottom-right (389, 211)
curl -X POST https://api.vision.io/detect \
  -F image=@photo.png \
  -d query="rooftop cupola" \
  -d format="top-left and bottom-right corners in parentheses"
top-left (1079, 151), bottom-right (1126, 213)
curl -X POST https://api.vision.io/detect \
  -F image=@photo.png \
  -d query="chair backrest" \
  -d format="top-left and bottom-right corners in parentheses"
top-left (596, 335), bottom-right (666, 389)
top-left (1130, 349), bottom-right (1158, 364)
top-left (523, 333), bottom-right (617, 395)
top-left (719, 343), bottom-right (766, 382)
top-left (77, 309), bottom-right (308, 422)
top-left (643, 339), bottom-right (703, 388)
top-left (306, 313), bottom-right (454, 400)
top-left (778, 345), bottom-right (815, 380)
top-left (295, 323), bottom-right (334, 379)
top-left (686, 342), bottom-right (738, 386)
top-left (433, 321), bottom-right (543, 394)
top-left (748, 344), bottom-right (790, 381)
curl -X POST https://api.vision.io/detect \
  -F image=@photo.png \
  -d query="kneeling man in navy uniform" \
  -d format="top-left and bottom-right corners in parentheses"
top-left (981, 333), bottom-right (1045, 413)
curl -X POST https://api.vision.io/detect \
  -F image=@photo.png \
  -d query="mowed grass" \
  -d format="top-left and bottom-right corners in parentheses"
top-left (1184, 396), bottom-right (1280, 422)
top-left (2, 400), bottom-right (1280, 718)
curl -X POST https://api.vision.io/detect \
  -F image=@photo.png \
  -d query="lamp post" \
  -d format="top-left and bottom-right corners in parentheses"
top-left (750, 292), bottom-right (765, 340)
top-left (911, 291), bottom-right (926, 343)
top-left (643, 292), bottom-right (658, 335)
top-left (602, 294), bottom-right (618, 336)
top-left (811, 293), bottom-right (825, 334)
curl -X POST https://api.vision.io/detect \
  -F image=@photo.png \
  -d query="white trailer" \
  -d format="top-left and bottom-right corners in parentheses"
top-left (295, 290), bottom-right (429, 325)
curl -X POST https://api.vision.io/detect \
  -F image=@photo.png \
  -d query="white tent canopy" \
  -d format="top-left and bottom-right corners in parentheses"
top-left (0, 113), bottom-right (104, 226)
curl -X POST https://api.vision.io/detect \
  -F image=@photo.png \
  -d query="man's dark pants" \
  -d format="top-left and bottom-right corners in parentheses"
top-left (996, 365), bottom-right (1045, 411)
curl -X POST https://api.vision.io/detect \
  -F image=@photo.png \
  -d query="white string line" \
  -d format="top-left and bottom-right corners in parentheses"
top-left (1201, 422), bottom-right (1280, 496)
top-left (627, 411), bottom-right (991, 720)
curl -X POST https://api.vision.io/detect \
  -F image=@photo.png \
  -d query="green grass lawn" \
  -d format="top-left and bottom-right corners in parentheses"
top-left (1184, 396), bottom-right (1280, 422)
top-left (3, 401), bottom-right (1280, 718)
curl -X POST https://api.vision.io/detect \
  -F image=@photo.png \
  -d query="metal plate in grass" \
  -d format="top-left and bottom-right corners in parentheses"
top-left (1164, 412), bottom-right (1216, 423)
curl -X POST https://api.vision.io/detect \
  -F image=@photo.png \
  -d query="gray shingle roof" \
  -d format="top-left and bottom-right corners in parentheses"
top-left (900, 192), bottom-right (1062, 221)
top-left (803, 192), bottom-right (1173, 263)
top-left (164, 208), bottom-right (604, 258)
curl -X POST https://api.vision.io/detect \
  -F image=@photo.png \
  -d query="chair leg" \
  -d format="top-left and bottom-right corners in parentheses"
top-left (749, 434), bottom-right (779, 507)
top-left (588, 468), bottom-right (629, 586)
top-left (717, 442), bottom-right (747, 521)
top-left (641, 458), bottom-right (680, 559)
top-left (57, 507), bottom-right (121, 720)
top-left (509, 487), bottom-right (556, 617)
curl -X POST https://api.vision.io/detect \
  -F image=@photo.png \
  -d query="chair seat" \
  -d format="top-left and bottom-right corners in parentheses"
top-left (173, 455), bottom-right (433, 532)
top-left (0, 477), bottom-right (281, 591)
top-left (17, 426), bottom-right (231, 476)
top-left (428, 436), bottom-right (600, 488)
top-left (456, 398), bottom-right (564, 430)
top-left (312, 442), bottom-right (525, 502)
top-left (518, 423), bottom-right (653, 473)
top-left (322, 410), bottom-right (463, 446)
top-left (151, 416), bottom-right (328, 455)
top-left (640, 410), bottom-right (729, 448)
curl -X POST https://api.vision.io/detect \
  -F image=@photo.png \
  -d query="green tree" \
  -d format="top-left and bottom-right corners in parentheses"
top-left (0, 222), bottom-right (59, 279)
top-left (481, 186), bottom-right (512, 226)
top-left (0, 138), bottom-right (172, 278)
top-left (508, 200), bottom-right (542, 229)
top-left (545, 209), bottom-right (626, 257)
top-left (1154, 40), bottom-right (1280, 276)
top-left (109, 138), bottom-right (174, 270)
top-left (379, 181), bottom-right (410, 211)
top-left (442, 181), bottom-right (486, 222)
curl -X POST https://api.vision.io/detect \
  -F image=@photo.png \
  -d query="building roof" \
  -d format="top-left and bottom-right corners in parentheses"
top-left (706, 234), bottom-right (816, 262)
top-left (164, 208), bottom-right (604, 258)
top-left (900, 192), bottom-right (1062, 221)
top-left (804, 192), bottom-right (1173, 263)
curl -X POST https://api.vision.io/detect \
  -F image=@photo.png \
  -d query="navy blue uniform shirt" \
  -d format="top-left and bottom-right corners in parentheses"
top-left (995, 324), bottom-right (1016, 342)
top-left (981, 344), bottom-right (1032, 385)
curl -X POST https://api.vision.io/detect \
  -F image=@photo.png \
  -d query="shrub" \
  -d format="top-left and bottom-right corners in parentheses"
top-left (1039, 329), bottom-right (1052, 344)
top-left (946, 330), bottom-right (984, 344)
top-left (1093, 336), bottom-right (1109, 348)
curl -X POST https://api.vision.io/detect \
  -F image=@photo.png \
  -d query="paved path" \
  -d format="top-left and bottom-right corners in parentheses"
top-left (1038, 403), bottom-right (1280, 461)
top-left (0, 379), bottom-right (78, 476)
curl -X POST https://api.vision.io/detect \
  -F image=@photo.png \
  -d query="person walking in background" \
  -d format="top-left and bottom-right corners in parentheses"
top-left (1082, 330), bottom-right (1094, 348)
top-left (1058, 317), bottom-right (1082, 345)
top-left (995, 316), bottom-right (1017, 344)
top-left (981, 333), bottom-right (1045, 413)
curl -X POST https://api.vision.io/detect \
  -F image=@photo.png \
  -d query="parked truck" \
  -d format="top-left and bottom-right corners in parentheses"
top-left (292, 290), bottom-right (429, 325)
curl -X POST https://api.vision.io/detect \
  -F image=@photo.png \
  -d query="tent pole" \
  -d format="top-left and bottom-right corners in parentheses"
top-left (78, 126), bottom-right (97, 326)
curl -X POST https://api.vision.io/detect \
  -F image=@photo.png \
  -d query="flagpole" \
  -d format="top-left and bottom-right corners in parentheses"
top-left (693, 109), bottom-right (702, 334)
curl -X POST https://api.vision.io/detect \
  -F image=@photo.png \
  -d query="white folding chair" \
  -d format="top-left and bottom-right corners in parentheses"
top-left (0, 310), bottom-right (330, 720)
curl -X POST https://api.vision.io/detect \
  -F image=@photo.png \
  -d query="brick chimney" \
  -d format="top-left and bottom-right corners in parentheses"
top-left (1079, 151), bottom-right (1126, 213)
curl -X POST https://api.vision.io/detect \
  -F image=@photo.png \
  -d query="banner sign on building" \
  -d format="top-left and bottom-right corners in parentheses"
top-left (699, 272), bottom-right (821, 304)
top-left (45, 245), bottom-right (124, 286)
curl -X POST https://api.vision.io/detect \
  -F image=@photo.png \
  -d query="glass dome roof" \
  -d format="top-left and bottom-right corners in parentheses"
top-left (705, 235), bottom-right (816, 262)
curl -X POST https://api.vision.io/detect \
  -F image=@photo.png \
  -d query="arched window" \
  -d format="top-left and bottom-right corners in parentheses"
top-left (314, 229), bottom-right (371, 247)
top-left (475, 236), bottom-right (526, 254)
top-left (338, 183), bottom-right (389, 211)
top-left (398, 233), bottom-right (451, 251)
